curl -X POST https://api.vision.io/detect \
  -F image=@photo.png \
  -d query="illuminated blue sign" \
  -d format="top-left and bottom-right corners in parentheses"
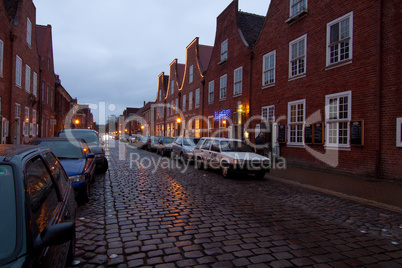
top-left (214, 109), bottom-right (231, 119)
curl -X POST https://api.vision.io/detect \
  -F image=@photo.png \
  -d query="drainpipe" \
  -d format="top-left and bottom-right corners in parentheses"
top-left (375, 0), bottom-right (382, 179)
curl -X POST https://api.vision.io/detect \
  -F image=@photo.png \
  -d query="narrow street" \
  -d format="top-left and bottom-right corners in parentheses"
top-left (68, 142), bottom-right (402, 267)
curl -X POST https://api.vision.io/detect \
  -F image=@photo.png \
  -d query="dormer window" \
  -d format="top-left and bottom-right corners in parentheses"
top-left (220, 39), bottom-right (228, 63)
top-left (189, 65), bottom-right (193, 84)
top-left (27, 18), bottom-right (32, 47)
top-left (290, 0), bottom-right (307, 17)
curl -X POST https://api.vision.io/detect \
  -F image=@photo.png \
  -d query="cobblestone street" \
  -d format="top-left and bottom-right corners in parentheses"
top-left (68, 143), bottom-right (402, 267)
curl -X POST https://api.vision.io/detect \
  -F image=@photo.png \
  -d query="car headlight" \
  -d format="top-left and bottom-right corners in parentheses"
top-left (263, 160), bottom-right (270, 167)
top-left (69, 174), bottom-right (86, 182)
top-left (234, 159), bottom-right (244, 165)
top-left (184, 148), bottom-right (194, 154)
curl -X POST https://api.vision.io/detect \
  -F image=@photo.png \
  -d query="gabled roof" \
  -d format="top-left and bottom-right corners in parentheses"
top-left (198, 45), bottom-right (213, 74)
top-left (177, 63), bottom-right (185, 87)
top-left (36, 24), bottom-right (52, 59)
top-left (238, 11), bottom-right (265, 47)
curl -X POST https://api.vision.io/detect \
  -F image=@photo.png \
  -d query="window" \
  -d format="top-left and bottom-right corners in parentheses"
top-left (220, 75), bottom-right (227, 100)
top-left (189, 92), bottom-right (193, 110)
top-left (183, 94), bottom-right (186, 112)
top-left (25, 65), bottom-right (31, 93)
top-left (175, 98), bottom-right (179, 114)
top-left (221, 39), bottom-right (228, 62)
top-left (171, 80), bottom-right (174, 94)
top-left (397, 118), bottom-right (402, 147)
top-left (189, 65), bottom-right (193, 84)
top-left (289, 35), bottom-right (306, 78)
top-left (325, 91), bottom-right (351, 147)
top-left (288, 99), bottom-right (305, 145)
top-left (32, 109), bottom-right (36, 124)
top-left (234, 67), bottom-right (243, 96)
top-left (33, 72), bottom-right (37, 96)
top-left (15, 103), bottom-right (21, 118)
top-left (263, 51), bottom-right (275, 86)
top-left (195, 88), bottom-right (200, 108)
top-left (26, 18), bottom-right (32, 47)
top-left (327, 12), bottom-right (353, 66)
top-left (171, 101), bottom-right (174, 115)
top-left (262, 105), bottom-right (275, 123)
top-left (47, 85), bottom-right (49, 104)
top-left (159, 90), bottom-right (162, 101)
top-left (208, 81), bottom-right (214, 104)
top-left (290, 0), bottom-right (307, 17)
top-left (16, 56), bottom-right (22, 87)
top-left (0, 39), bottom-right (3, 77)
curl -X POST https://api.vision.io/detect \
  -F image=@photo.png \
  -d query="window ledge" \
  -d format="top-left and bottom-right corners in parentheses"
top-left (218, 59), bottom-right (227, 65)
top-left (286, 9), bottom-right (308, 24)
top-left (219, 98), bottom-right (227, 102)
top-left (262, 83), bottom-right (275, 89)
top-left (288, 74), bottom-right (306, 82)
top-left (325, 59), bottom-right (352, 71)
top-left (286, 144), bottom-right (305, 148)
top-left (233, 93), bottom-right (242, 98)
top-left (324, 145), bottom-right (351, 151)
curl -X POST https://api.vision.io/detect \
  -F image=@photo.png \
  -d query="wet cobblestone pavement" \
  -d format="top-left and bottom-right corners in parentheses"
top-left (67, 143), bottom-right (402, 267)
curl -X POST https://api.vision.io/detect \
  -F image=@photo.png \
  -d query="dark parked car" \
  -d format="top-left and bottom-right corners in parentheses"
top-left (146, 136), bottom-right (161, 151)
top-left (137, 136), bottom-right (150, 149)
top-left (171, 136), bottom-right (200, 163)
top-left (29, 138), bottom-right (96, 203)
top-left (58, 129), bottom-right (108, 173)
top-left (156, 137), bottom-right (175, 156)
top-left (0, 145), bottom-right (76, 267)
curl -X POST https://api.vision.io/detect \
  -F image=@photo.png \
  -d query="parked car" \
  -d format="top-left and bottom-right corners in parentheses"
top-left (0, 145), bottom-right (76, 267)
top-left (129, 134), bottom-right (141, 144)
top-left (146, 136), bottom-right (161, 151)
top-left (193, 137), bottom-right (270, 178)
top-left (156, 137), bottom-right (175, 156)
top-left (29, 137), bottom-right (96, 203)
top-left (171, 136), bottom-right (200, 163)
top-left (57, 129), bottom-right (108, 173)
top-left (137, 136), bottom-right (150, 149)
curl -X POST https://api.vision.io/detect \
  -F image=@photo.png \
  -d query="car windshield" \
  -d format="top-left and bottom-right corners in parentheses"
top-left (59, 131), bottom-right (99, 145)
top-left (163, 137), bottom-right (174, 143)
top-left (220, 140), bottom-right (254, 152)
top-left (183, 138), bottom-right (200, 146)
top-left (0, 165), bottom-right (17, 261)
top-left (31, 140), bottom-right (84, 159)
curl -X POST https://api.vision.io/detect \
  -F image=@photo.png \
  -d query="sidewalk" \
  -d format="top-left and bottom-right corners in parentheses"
top-left (266, 166), bottom-right (402, 214)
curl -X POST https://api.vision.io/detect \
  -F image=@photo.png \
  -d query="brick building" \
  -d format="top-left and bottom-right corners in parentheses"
top-left (54, 76), bottom-right (75, 134)
top-left (203, 1), bottom-right (264, 140)
top-left (179, 37), bottom-right (212, 138)
top-left (145, 0), bottom-right (401, 180)
top-left (36, 24), bottom-right (56, 137)
top-left (155, 72), bottom-right (169, 136)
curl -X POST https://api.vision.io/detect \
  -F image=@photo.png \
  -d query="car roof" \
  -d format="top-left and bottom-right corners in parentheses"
top-left (0, 145), bottom-right (51, 162)
top-left (203, 137), bottom-right (242, 142)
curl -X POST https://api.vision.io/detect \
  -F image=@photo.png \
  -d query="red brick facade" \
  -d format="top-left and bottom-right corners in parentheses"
top-left (148, 0), bottom-right (401, 180)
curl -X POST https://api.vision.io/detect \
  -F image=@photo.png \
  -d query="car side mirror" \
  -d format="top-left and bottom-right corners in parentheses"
top-left (34, 222), bottom-right (74, 252)
top-left (87, 153), bottom-right (95, 159)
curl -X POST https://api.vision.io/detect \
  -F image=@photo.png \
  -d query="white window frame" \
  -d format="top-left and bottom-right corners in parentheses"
top-left (220, 74), bottom-right (227, 100)
top-left (208, 81), bottom-right (214, 104)
top-left (289, 34), bottom-right (307, 78)
top-left (46, 84), bottom-right (49, 104)
top-left (33, 72), bottom-right (38, 97)
top-left (397, 118), bottom-right (402, 147)
top-left (27, 18), bottom-right (32, 47)
top-left (326, 12), bottom-right (353, 66)
top-left (290, 0), bottom-right (307, 17)
top-left (325, 91), bottom-right (352, 148)
top-left (221, 39), bottom-right (228, 62)
top-left (0, 39), bottom-right (3, 77)
top-left (171, 100), bottom-right (174, 115)
top-left (262, 105), bottom-right (275, 123)
top-left (25, 65), bottom-right (31, 93)
top-left (15, 103), bottom-right (21, 119)
top-left (195, 88), bottom-right (200, 108)
top-left (234, 67), bottom-right (243, 96)
top-left (159, 90), bottom-right (162, 101)
top-left (287, 99), bottom-right (306, 145)
top-left (175, 98), bottom-right (179, 114)
top-left (263, 50), bottom-right (276, 86)
top-left (189, 65), bottom-right (193, 84)
top-left (16, 56), bottom-right (22, 88)
top-left (24, 106), bottom-right (29, 123)
top-left (189, 91), bottom-right (193, 111)
top-left (171, 80), bottom-right (174, 94)
top-left (183, 94), bottom-right (186, 112)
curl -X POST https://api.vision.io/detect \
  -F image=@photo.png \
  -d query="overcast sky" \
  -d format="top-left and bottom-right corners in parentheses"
top-left (34, 0), bottom-right (271, 123)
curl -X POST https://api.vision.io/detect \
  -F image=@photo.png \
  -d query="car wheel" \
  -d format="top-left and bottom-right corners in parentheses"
top-left (221, 166), bottom-right (232, 179)
top-left (196, 158), bottom-right (204, 170)
top-left (100, 158), bottom-right (108, 173)
top-left (255, 171), bottom-right (266, 179)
